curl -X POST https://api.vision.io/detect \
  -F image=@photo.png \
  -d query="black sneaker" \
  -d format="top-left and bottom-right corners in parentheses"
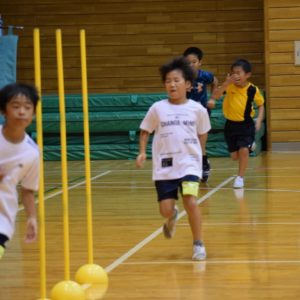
top-left (201, 159), bottom-right (211, 183)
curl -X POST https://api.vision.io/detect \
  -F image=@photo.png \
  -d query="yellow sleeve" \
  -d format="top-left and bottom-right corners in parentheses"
top-left (254, 87), bottom-right (264, 106)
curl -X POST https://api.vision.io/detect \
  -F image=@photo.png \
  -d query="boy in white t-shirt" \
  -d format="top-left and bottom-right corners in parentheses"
top-left (0, 83), bottom-right (40, 259)
top-left (136, 57), bottom-right (211, 260)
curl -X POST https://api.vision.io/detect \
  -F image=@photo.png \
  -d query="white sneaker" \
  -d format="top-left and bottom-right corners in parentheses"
top-left (250, 141), bottom-right (256, 152)
top-left (192, 244), bottom-right (206, 261)
top-left (163, 206), bottom-right (178, 239)
top-left (233, 176), bottom-right (244, 189)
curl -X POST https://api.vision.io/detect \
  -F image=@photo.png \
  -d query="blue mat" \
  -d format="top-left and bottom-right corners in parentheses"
top-left (0, 35), bottom-right (18, 89)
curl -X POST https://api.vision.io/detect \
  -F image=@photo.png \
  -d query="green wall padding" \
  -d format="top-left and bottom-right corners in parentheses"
top-left (28, 111), bottom-right (146, 133)
top-left (42, 139), bottom-right (262, 161)
top-left (38, 93), bottom-right (167, 112)
top-left (30, 92), bottom-right (266, 160)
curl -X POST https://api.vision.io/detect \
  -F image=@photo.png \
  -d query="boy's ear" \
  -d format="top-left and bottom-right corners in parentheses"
top-left (186, 80), bottom-right (192, 90)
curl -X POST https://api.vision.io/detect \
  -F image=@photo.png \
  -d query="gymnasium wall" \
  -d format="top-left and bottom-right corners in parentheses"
top-left (1, 0), bottom-right (264, 94)
top-left (265, 0), bottom-right (300, 148)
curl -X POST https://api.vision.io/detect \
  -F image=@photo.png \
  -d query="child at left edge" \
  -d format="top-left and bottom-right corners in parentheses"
top-left (0, 82), bottom-right (40, 259)
top-left (136, 57), bottom-right (211, 260)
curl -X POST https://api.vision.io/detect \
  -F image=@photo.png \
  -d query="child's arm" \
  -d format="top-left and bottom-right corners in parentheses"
top-left (198, 133), bottom-right (208, 151)
top-left (136, 130), bottom-right (150, 168)
top-left (207, 76), bottom-right (219, 109)
top-left (21, 187), bottom-right (38, 243)
top-left (255, 105), bottom-right (265, 132)
top-left (212, 73), bottom-right (236, 100)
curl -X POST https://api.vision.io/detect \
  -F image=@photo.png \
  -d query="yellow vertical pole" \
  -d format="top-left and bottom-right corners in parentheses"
top-left (51, 29), bottom-right (85, 300)
top-left (56, 29), bottom-right (70, 281)
top-left (75, 29), bottom-right (108, 286)
top-left (80, 29), bottom-right (94, 264)
top-left (33, 28), bottom-right (49, 300)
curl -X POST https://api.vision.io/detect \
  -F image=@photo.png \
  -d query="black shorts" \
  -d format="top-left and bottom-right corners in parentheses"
top-left (155, 175), bottom-right (199, 201)
top-left (224, 119), bottom-right (255, 153)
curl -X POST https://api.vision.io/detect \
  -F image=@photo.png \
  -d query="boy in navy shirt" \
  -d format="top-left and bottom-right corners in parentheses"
top-left (183, 47), bottom-right (218, 182)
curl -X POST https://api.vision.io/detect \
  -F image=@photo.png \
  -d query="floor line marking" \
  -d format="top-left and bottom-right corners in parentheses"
top-left (18, 170), bottom-right (112, 212)
top-left (121, 259), bottom-right (300, 265)
top-left (177, 222), bottom-right (300, 226)
top-left (104, 176), bottom-right (235, 273)
top-left (83, 185), bottom-right (300, 194)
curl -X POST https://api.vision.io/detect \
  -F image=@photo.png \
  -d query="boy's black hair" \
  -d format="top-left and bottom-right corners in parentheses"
top-left (159, 56), bottom-right (195, 83)
top-left (0, 82), bottom-right (39, 113)
top-left (231, 59), bottom-right (252, 73)
top-left (183, 47), bottom-right (203, 60)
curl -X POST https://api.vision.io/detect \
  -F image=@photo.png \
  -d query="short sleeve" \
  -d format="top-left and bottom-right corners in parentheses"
top-left (21, 154), bottom-right (40, 191)
top-left (140, 104), bottom-right (158, 134)
top-left (196, 107), bottom-right (211, 135)
top-left (254, 87), bottom-right (265, 106)
top-left (202, 71), bottom-right (214, 85)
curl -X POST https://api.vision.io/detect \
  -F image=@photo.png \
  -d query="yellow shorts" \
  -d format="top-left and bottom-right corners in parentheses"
top-left (181, 181), bottom-right (199, 197)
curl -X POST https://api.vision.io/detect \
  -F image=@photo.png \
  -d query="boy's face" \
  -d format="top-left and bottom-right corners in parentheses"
top-left (185, 54), bottom-right (202, 74)
top-left (231, 66), bottom-right (251, 87)
top-left (164, 69), bottom-right (191, 102)
top-left (3, 94), bottom-right (35, 130)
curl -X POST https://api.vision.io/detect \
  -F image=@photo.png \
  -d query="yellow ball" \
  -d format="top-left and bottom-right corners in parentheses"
top-left (51, 280), bottom-right (85, 300)
top-left (75, 264), bottom-right (108, 285)
top-left (84, 282), bottom-right (109, 300)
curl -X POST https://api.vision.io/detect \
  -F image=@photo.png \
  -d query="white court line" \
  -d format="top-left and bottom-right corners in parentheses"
top-left (122, 260), bottom-right (300, 266)
top-left (241, 187), bottom-right (300, 193)
top-left (18, 170), bottom-right (112, 212)
top-left (104, 176), bottom-right (235, 273)
top-left (199, 186), bottom-right (300, 193)
top-left (91, 166), bottom-right (300, 172)
top-left (177, 222), bottom-right (300, 226)
top-left (81, 185), bottom-right (300, 194)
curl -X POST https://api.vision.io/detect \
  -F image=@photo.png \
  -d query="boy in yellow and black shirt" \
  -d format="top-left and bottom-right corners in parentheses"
top-left (213, 59), bottom-right (264, 188)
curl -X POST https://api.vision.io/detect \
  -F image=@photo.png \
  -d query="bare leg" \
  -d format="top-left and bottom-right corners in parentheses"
top-left (159, 199), bottom-right (178, 238)
top-left (182, 195), bottom-right (202, 241)
top-left (237, 147), bottom-right (249, 177)
top-left (159, 199), bottom-right (176, 219)
top-left (230, 151), bottom-right (239, 161)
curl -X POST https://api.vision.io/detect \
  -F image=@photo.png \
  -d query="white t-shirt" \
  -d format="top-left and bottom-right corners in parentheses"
top-left (0, 125), bottom-right (39, 239)
top-left (140, 99), bottom-right (211, 180)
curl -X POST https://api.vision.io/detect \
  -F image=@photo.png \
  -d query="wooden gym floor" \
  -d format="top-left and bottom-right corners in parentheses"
top-left (1, 152), bottom-right (300, 299)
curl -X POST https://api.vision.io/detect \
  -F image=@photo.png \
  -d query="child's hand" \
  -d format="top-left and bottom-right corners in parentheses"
top-left (0, 167), bottom-right (5, 181)
top-left (136, 153), bottom-right (146, 168)
top-left (225, 73), bottom-right (239, 85)
top-left (24, 217), bottom-right (38, 243)
top-left (207, 98), bottom-right (216, 109)
top-left (187, 85), bottom-right (193, 92)
top-left (196, 82), bottom-right (203, 93)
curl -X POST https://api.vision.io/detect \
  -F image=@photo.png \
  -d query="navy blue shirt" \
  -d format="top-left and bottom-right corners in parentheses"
top-left (187, 70), bottom-right (214, 107)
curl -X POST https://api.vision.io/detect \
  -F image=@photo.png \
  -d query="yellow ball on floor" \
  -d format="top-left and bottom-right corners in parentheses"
top-left (83, 282), bottom-right (109, 300)
top-left (75, 264), bottom-right (108, 285)
top-left (51, 280), bottom-right (85, 300)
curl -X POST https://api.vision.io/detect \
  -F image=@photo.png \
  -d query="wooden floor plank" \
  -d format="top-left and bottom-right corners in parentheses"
top-left (1, 153), bottom-right (300, 299)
